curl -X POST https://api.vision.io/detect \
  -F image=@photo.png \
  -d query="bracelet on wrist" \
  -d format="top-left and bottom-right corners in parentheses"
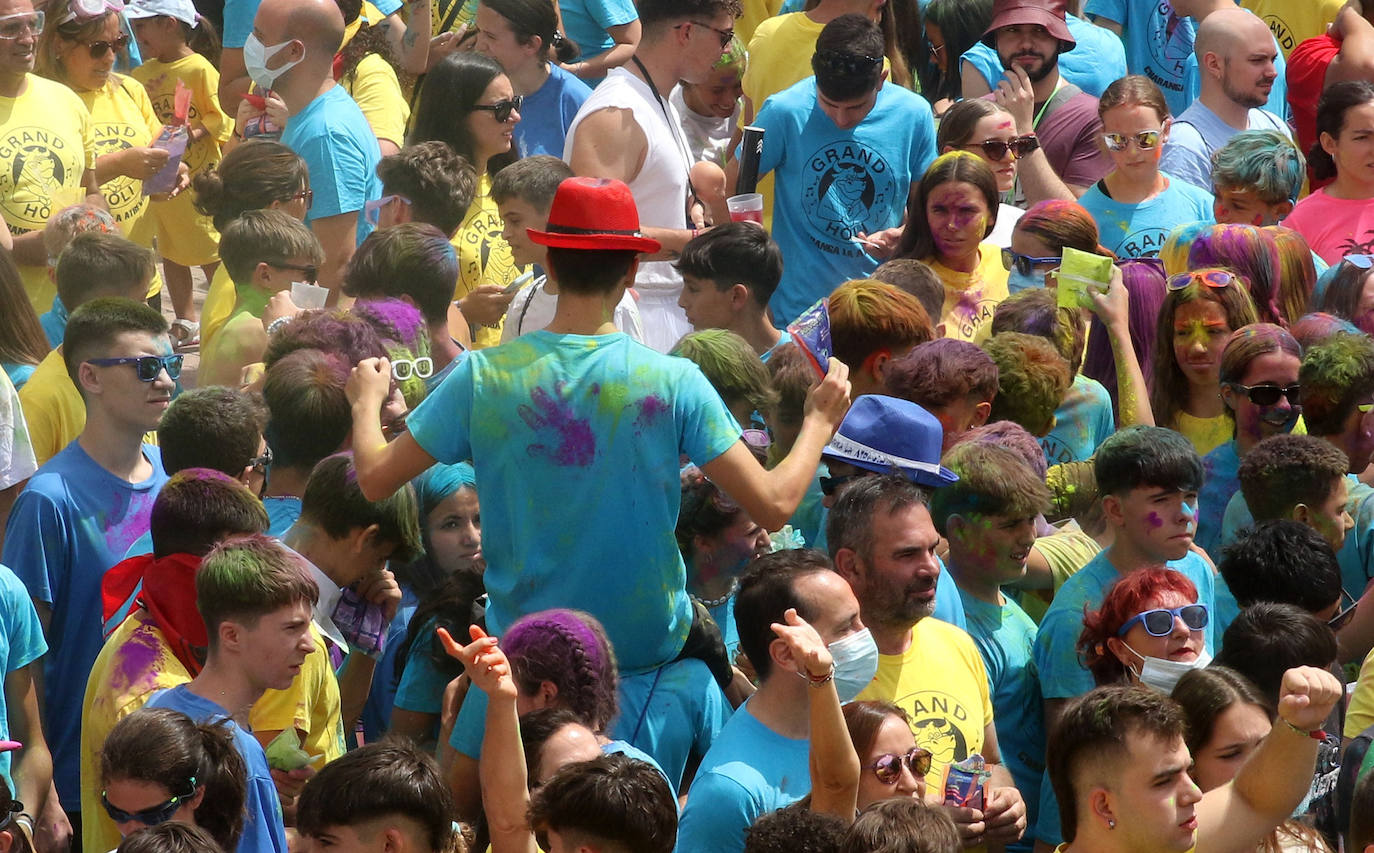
top-left (1280, 717), bottom-right (1326, 740)
top-left (800, 662), bottom-right (835, 687)
top-left (266, 316), bottom-right (291, 336)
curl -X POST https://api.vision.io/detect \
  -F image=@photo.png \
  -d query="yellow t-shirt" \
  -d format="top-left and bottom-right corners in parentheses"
top-left (1240, 0), bottom-right (1343, 59)
top-left (17, 348), bottom-right (84, 467)
top-left (341, 53), bottom-right (410, 151)
top-left (1346, 644), bottom-right (1374, 739)
top-left (735, 0), bottom-right (784, 53)
top-left (856, 617), bottom-right (995, 791)
top-left (1019, 521), bottom-right (1102, 623)
top-left (930, 246), bottom-right (1010, 344)
top-left (80, 611), bottom-right (345, 853)
top-left (0, 75), bottom-right (95, 312)
top-left (200, 264), bottom-right (236, 354)
top-left (131, 53), bottom-right (231, 267)
top-left (452, 172), bottom-right (523, 348)
top-left (1174, 412), bottom-right (1232, 458)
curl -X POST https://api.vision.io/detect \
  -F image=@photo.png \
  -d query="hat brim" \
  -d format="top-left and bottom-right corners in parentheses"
top-left (821, 449), bottom-right (960, 488)
top-left (981, 9), bottom-right (1075, 51)
top-left (527, 228), bottom-right (662, 253)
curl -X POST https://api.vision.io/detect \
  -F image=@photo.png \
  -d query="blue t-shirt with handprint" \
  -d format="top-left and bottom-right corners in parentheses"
top-left (405, 330), bottom-right (742, 671)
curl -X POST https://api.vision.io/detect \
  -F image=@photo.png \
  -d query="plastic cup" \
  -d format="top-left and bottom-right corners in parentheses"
top-left (290, 281), bottom-right (330, 310)
top-left (726, 193), bottom-right (764, 224)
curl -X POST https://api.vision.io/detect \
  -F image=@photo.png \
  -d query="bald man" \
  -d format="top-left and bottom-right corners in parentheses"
top-left (1161, 4), bottom-right (1290, 192)
top-left (248, 0), bottom-right (382, 304)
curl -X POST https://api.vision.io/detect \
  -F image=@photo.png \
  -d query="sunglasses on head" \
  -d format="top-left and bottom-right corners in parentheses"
top-left (1166, 269), bottom-right (1239, 292)
top-left (391, 356), bottom-right (434, 381)
top-left (1344, 254), bottom-right (1374, 270)
top-left (471, 95), bottom-right (523, 123)
top-left (80, 33), bottom-right (130, 58)
top-left (870, 747), bottom-right (932, 785)
top-left (85, 354), bottom-right (183, 382)
top-left (965, 135), bottom-right (1038, 162)
top-left (101, 778), bottom-right (195, 827)
top-left (1102, 129), bottom-right (1163, 151)
top-left (0, 10), bottom-right (42, 40)
top-left (1002, 247), bottom-right (1060, 276)
top-left (1226, 382), bottom-right (1300, 407)
top-left (1117, 603), bottom-right (1209, 638)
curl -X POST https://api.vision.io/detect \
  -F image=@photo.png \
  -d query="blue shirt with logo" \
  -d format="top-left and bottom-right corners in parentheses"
top-left (1078, 174), bottom-right (1214, 258)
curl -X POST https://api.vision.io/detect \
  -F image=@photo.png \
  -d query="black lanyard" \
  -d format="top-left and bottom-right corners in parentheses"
top-left (630, 56), bottom-right (699, 223)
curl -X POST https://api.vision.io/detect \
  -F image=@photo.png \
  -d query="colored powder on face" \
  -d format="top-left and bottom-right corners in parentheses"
top-left (1181, 500), bottom-right (1197, 521)
top-left (1146, 511), bottom-right (1164, 528)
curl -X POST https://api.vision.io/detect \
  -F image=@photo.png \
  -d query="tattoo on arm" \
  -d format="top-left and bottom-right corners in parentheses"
top-left (404, 28), bottom-right (418, 48)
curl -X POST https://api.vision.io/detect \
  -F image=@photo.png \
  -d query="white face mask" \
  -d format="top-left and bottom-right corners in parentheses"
top-left (243, 32), bottom-right (304, 92)
top-left (829, 627), bottom-right (879, 702)
top-left (1122, 640), bottom-right (1212, 694)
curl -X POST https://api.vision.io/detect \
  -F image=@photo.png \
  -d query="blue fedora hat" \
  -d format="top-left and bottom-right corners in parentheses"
top-left (822, 395), bottom-right (959, 488)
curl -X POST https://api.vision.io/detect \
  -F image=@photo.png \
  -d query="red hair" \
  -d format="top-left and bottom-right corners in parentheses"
top-left (1078, 567), bottom-right (1199, 686)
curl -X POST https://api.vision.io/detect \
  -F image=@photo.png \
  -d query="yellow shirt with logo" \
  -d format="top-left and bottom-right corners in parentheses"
top-left (931, 246), bottom-right (1010, 344)
top-left (452, 172), bottom-right (523, 348)
top-left (1240, 0), bottom-right (1343, 59)
top-left (131, 53), bottom-right (231, 267)
top-left (0, 75), bottom-right (95, 312)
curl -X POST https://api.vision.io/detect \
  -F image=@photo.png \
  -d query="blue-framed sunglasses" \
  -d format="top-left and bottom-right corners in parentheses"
top-left (1117, 604), bottom-right (1209, 637)
top-left (1001, 248), bottom-right (1059, 276)
top-left (1344, 254), bottom-right (1374, 269)
top-left (85, 354), bottom-right (183, 382)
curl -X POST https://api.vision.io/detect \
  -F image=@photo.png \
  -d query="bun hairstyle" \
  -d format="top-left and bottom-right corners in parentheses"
top-left (192, 140), bottom-right (309, 232)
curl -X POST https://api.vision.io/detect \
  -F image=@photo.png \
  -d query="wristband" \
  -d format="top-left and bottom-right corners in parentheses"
top-left (801, 662), bottom-right (835, 687)
top-left (266, 316), bottom-right (291, 336)
top-left (1280, 717), bottom-right (1326, 740)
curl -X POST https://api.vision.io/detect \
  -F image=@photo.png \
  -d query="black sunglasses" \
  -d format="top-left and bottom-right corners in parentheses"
top-left (965, 135), bottom-right (1038, 162)
top-left (871, 747), bottom-right (932, 784)
top-left (820, 473), bottom-right (863, 496)
top-left (81, 33), bottom-right (130, 59)
top-left (101, 779), bottom-right (195, 827)
top-left (677, 19), bottom-right (734, 48)
top-left (269, 261), bottom-right (318, 284)
top-left (1329, 590), bottom-right (1358, 632)
top-left (471, 95), bottom-right (523, 123)
top-left (85, 354), bottom-right (183, 382)
top-left (1227, 382), bottom-right (1300, 407)
top-left (249, 446), bottom-right (273, 475)
top-left (1117, 604), bottom-right (1209, 637)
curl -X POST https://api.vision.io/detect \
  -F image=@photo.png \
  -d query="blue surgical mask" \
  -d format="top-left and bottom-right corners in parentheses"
top-left (829, 627), bottom-right (879, 701)
top-left (1007, 267), bottom-right (1046, 294)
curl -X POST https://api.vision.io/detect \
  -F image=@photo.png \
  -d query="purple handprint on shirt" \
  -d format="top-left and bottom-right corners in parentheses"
top-left (519, 383), bottom-right (596, 466)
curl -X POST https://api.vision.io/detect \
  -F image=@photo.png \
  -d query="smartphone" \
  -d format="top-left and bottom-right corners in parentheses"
top-left (503, 270), bottom-right (535, 295)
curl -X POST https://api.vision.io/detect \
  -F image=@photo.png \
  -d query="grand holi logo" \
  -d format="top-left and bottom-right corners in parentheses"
top-left (1145, 1), bottom-right (1193, 88)
top-left (94, 121), bottom-right (145, 222)
top-left (0, 126), bottom-right (77, 230)
top-left (898, 689), bottom-right (976, 771)
top-left (801, 142), bottom-right (896, 243)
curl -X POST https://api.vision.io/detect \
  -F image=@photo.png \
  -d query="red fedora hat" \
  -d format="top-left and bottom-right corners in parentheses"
top-left (527, 177), bottom-right (663, 253)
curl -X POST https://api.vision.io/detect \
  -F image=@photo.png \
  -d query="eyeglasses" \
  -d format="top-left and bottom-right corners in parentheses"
top-left (1226, 382), bottom-right (1300, 407)
top-left (0, 11), bottom-right (42, 39)
top-left (101, 778), bottom-right (195, 827)
top-left (1344, 254), bottom-right (1374, 270)
top-left (676, 20), bottom-right (734, 49)
top-left (927, 40), bottom-right (945, 58)
top-left (364, 194), bottom-right (411, 227)
top-left (391, 357), bottom-right (434, 381)
top-left (80, 33), bottom-right (130, 59)
top-left (1329, 589), bottom-right (1358, 632)
top-left (965, 135), bottom-right (1038, 162)
top-left (1102, 129), bottom-right (1164, 151)
top-left (85, 354), bottom-right (183, 382)
top-left (1117, 603), bottom-right (1209, 637)
top-left (820, 473), bottom-right (864, 496)
top-left (470, 95), bottom-right (523, 123)
top-left (268, 261), bottom-right (318, 284)
top-left (1002, 248), bottom-right (1060, 276)
top-left (1166, 269), bottom-right (1239, 292)
top-left (870, 747), bottom-right (933, 785)
top-left (288, 187), bottom-right (314, 211)
top-left (249, 446), bottom-right (273, 475)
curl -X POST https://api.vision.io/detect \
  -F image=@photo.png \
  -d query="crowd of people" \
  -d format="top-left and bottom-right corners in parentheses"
top-left (2, 0), bottom-right (1374, 850)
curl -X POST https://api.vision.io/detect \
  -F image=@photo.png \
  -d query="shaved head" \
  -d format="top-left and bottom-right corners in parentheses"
top-left (1195, 8), bottom-right (1270, 63)
top-left (256, 0), bottom-right (344, 54)
top-left (1195, 8), bottom-right (1277, 109)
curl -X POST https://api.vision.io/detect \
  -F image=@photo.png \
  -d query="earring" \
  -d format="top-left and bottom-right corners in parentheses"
top-left (1107, 819), bottom-right (1116, 830)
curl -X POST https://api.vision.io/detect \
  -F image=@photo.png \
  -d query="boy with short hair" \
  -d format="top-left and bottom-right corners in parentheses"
top-left (827, 279), bottom-right (933, 397)
top-left (1210, 130), bottom-right (1305, 226)
top-left (373, 140), bottom-right (478, 237)
top-left (531, 754), bottom-right (677, 853)
top-left (38, 204), bottom-right (120, 346)
top-left (19, 235), bottom-right (157, 465)
top-left (261, 349), bottom-right (354, 534)
top-left (1238, 435), bottom-right (1354, 552)
top-left (296, 740), bottom-right (464, 853)
top-left (146, 534), bottom-right (316, 853)
top-left (199, 209), bottom-right (325, 388)
top-left (871, 258), bottom-right (946, 337)
top-left (982, 332), bottom-right (1071, 439)
top-left (492, 156), bottom-right (641, 342)
top-left (883, 339), bottom-right (998, 452)
top-left (931, 441), bottom-right (1052, 846)
top-left (676, 223), bottom-right (786, 358)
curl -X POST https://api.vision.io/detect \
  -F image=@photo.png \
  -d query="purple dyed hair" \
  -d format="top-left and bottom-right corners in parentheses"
top-left (1187, 225), bottom-right (1285, 326)
top-left (502, 609), bottom-right (619, 733)
top-left (957, 420), bottom-right (1048, 479)
top-left (262, 308), bottom-right (388, 371)
top-left (1081, 259), bottom-right (1167, 417)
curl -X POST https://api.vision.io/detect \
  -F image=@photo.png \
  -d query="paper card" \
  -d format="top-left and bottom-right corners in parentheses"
top-left (1056, 246), bottom-right (1114, 309)
top-left (788, 298), bottom-right (832, 379)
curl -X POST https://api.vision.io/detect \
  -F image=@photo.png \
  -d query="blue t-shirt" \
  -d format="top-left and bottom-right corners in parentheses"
top-left (959, 589), bottom-right (1043, 853)
top-left (1078, 174), bottom-right (1215, 258)
top-left (2, 364), bottom-right (33, 392)
top-left (515, 64), bottom-right (591, 158)
top-left (961, 13), bottom-right (1128, 98)
top-left (675, 699), bottom-right (811, 853)
top-left (706, 595), bottom-right (739, 659)
top-left (263, 496), bottom-right (303, 537)
top-left (1195, 439), bottom-right (1240, 560)
top-left (1161, 101), bottom-right (1292, 193)
top-left (559, 0), bottom-right (637, 62)
top-left (1085, 0), bottom-right (1196, 116)
top-left (406, 331), bottom-right (740, 671)
top-left (1041, 374), bottom-right (1115, 466)
top-left (280, 85), bottom-right (382, 246)
top-left (610, 656), bottom-right (730, 792)
top-left (395, 614), bottom-right (451, 716)
top-left (0, 565), bottom-right (44, 786)
top-left (1033, 548), bottom-right (1216, 700)
top-left (3, 442), bottom-right (166, 806)
top-left (39, 296), bottom-right (66, 348)
top-left (747, 78), bottom-right (937, 324)
top-left (220, 0), bottom-right (261, 49)
top-left (146, 684), bottom-right (287, 853)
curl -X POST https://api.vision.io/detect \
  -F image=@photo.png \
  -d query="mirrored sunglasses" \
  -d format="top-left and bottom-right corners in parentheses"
top-left (1344, 254), bottom-right (1374, 270)
top-left (871, 747), bottom-right (932, 784)
top-left (1102, 129), bottom-right (1163, 151)
top-left (85, 354), bottom-right (183, 382)
top-left (1166, 269), bottom-right (1238, 292)
top-left (1117, 603), bottom-right (1209, 637)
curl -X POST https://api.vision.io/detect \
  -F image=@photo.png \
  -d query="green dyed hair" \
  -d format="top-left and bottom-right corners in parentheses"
top-left (196, 534), bottom-right (319, 651)
top-left (671, 329), bottom-right (779, 417)
top-left (983, 332), bottom-right (1070, 437)
top-left (1210, 130), bottom-right (1305, 205)
top-left (300, 453), bottom-right (423, 565)
top-left (1299, 332), bottom-right (1374, 436)
top-left (711, 34), bottom-right (746, 72)
top-left (930, 442), bottom-right (1050, 535)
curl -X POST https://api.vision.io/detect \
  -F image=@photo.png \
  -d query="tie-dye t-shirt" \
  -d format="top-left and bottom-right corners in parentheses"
top-left (406, 330), bottom-right (741, 671)
top-left (2, 442), bottom-right (167, 805)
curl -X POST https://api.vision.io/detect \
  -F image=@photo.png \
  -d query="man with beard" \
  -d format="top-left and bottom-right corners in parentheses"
top-left (979, 0), bottom-right (1111, 199)
top-left (828, 474), bottom-right (1027, 849)
top-left (1162, 7), bottom-right (1289, 192)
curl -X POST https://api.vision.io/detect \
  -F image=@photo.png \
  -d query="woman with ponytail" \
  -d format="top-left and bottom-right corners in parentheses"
top-left (98, 708), bottom-right (248, 853)
top-left (473, 0), bottom-right (590, 157)
top-left (1286, 80), bottom-right (1374, 266)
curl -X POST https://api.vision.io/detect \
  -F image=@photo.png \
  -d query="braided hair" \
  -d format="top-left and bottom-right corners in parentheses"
top-left (502, 609), bottom-right (619, 734)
